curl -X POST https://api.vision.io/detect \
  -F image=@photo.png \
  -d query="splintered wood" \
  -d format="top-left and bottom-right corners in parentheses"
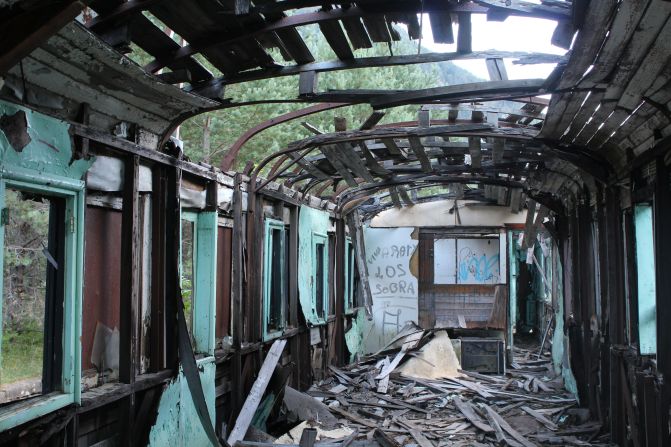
top-left (294, 338), bottom-right (612, 447)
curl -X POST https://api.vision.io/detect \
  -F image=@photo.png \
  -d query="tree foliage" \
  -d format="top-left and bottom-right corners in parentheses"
top-left (125, 18), bottom-right (479, 172)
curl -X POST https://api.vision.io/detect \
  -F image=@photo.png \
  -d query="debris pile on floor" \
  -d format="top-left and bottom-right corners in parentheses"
top-left (238, 330), bottom-right (612, 447)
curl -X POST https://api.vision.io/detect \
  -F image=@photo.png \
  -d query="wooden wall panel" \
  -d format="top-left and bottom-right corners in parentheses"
top-left (82, 206), bottom-right (122, 371)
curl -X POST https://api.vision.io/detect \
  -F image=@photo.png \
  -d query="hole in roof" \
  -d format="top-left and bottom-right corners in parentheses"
top-left (142, 11), bottom-right (188, 46)
top-left (418, 13), bottom-right (566, 80)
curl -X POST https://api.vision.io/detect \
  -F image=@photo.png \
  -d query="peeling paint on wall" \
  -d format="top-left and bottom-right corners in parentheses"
top-left (0, 100), bottom-right (92, 179)
top-left (149, 359), bottom-right (217, 447)
top-left (298, 205), bottom-right (331, 325)
top-left (345, 310), bottom-right (367, 362)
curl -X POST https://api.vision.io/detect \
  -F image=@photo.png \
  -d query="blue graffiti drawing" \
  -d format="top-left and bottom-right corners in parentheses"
top-left (458, 247), bottom-right (500, 283)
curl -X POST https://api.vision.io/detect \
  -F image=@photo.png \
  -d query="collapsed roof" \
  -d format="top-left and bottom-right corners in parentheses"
top-left (1, 0), bottom-right (668, 217)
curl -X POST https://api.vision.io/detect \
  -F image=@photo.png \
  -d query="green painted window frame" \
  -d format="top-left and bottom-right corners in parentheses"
top-left (312, 232), bottom-right (329, 324)
top-left (344, 237), bottom-right (356, 314)
top-left (263, 219), bottom-right (287, 340)
top-left (0, 170), bottom-right (85, 431)
top-left (634, 204), bottom-right (657, 355)
top-left (180, 210), bottom-right (217, 356)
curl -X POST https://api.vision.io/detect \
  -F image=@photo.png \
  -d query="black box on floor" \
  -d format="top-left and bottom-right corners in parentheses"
top-left (460, 337), bottom-right (506, 374)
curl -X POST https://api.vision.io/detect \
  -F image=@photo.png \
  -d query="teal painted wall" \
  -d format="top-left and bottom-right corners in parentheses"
top-left (0, 100), bottom-right (92, 428)
top-left (148, 359), bottom-right (217, 447)
top-left (297, 206), bottom-right (331, 325)
top-left (150, 209), bottom-right (218, 445)
top-left (345, 310), bottom-right (367, 362)
top-left (0, 100), bottom-right (91, 180)
top-left (634, 204), bottom-right (657, 355)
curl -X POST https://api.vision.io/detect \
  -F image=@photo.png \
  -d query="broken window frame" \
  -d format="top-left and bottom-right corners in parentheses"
top-left (0, 173), bottom-right (84, 431)
top-left (344, 236), bottom-right (356, 314)
top-left (263, 218), bottom-right (288, 340)
top-left (180, 210), bottom-right (217, 356)
top-left (312, 232), bottom-right (329, 323)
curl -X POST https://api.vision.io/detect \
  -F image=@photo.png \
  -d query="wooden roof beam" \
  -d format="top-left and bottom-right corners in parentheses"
top-left (215, 51), bottom-right (564, 86)
top-left (369, 79), bottom-right (547, 109)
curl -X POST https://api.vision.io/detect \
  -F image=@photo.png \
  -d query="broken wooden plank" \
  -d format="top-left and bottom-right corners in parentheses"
top-left (482, 404), bottom-right (537, 447)
top-left (228, 339), bottom-right (287, 446)
top-left (468, 137), bottom-right (482, 169)
top-left (452, 397), bottom-right (495, 434)
top-left (331, 406), bottom-right (378, 429)
top-left (521, 405), bottom-right (559, 431)
top-left (408, 136), bottom-right (432, 172)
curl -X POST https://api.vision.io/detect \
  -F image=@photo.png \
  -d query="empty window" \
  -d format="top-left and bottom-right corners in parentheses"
top-left (634, 204), bottom-right (656, 355)
top-left (263, 219), bottom-right (287, 339)
top-left (345, 238), bottom-right (356, 313)
top-left (312, 233), bottom-right (328, 321)
top-left (181, 216), bottom-right (196, 341)
top-left (1, 188), bottom-right (64, 404)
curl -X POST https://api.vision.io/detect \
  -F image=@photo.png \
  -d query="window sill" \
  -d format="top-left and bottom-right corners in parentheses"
top-left (78, 369), bottom-right (174, 414)
top-left (0, 392), bottom-right (73, 432)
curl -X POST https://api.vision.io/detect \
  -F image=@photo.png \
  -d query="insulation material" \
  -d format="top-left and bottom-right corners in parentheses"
top-left (86, 155), bottom-right (152, 192)
top-left (180, 184), bottom-right (207, 209)
top-left (396, 331), bottom-right (462, 380)
top-left (274, 421), bottom-right (354, 444)
top-left (371, 200), bottom-right (527, 227)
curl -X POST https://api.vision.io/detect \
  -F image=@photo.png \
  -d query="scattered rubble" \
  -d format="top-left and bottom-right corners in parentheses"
top-left (239, 329), bottom-right (612, 447)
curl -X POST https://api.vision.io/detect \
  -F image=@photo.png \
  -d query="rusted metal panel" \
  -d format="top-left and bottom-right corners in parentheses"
top-left (82, 205), bottom-right (122, 371)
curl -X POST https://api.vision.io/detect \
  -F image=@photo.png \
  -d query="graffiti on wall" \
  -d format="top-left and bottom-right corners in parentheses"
top-left (361, 227), bottom-right (418, 353)
top-left (435, 238), bottom-right (501, 284)
top-left (458, 246), bottom-right (500, 284)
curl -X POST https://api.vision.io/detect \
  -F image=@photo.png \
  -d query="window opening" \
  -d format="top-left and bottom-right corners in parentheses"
top-left (1, 188), bottom-right (64, 404)
top-left (312, 232), bottom-right (328, 322)
top-left (181, 217), bottom-right (196, 342)
top-left (345, 238), bottom-right (356, 312)
top-left (263, 219), bottom-right (287, 339)
top-left (634, 204), bottom-right (656, 355)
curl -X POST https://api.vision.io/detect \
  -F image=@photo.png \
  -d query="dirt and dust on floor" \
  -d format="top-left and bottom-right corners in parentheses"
top-left (235, 325), bottom-right (612, 447)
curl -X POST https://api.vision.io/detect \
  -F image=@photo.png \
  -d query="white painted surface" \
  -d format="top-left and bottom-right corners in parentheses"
top-left (456, 238), bottom-right (500, 284)
top-left (371, 200), bottom-right (527, 228)
top-left (434, 239), bottom-right (457, 284)
top-left (362, 227), bottom-right (418, 353)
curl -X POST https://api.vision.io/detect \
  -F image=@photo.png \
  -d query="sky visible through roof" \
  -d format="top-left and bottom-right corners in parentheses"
top-left (419, 13), bottom-right (567, 81)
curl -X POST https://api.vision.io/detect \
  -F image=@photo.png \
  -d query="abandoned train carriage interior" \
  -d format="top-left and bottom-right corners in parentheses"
top-left (0, 0), bottom-right (670, 446)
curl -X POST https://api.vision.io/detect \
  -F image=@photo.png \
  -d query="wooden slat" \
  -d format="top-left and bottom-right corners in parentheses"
top-left (486, 57), bottom-right (508, 81)
top-left (289, 151), bottom-right (330, 180)
top-left (469, 137), bottom-right (482, 169)
top-left (321, 145), bottom-right (359, 186)
top-left (341, 16), bottom-right (373, 50)
top-left (388, 187), bottom-right (402, 208)
top-left (335, 143), bottom-right (376, 182)
top-left (228, 340), bottom-right (287, 446)
top-left (408, 136), bottom-right (433, 172)
top-left (370, 79), bottom-right (545, 109)
top-left (381, 137), bottom-right (405, 157)
top-left (457, 12), bottom-right (472, 54)
top-left (318, 17), bottom-right (354, 60)
top-left (359, 111), bottom-right (385, 130)
top-left (429, 12), bottom-right (454, 44)
top-left (560, 91), bottom-right (604, 143)
top-left (578, 0), bottom-right (650, 88)
top-left (557, 0), bottom-right (617, 90)
top-left (362, 16), bottom-right (392, 42)
top-left (357, 142), bottom-right (391, 176)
